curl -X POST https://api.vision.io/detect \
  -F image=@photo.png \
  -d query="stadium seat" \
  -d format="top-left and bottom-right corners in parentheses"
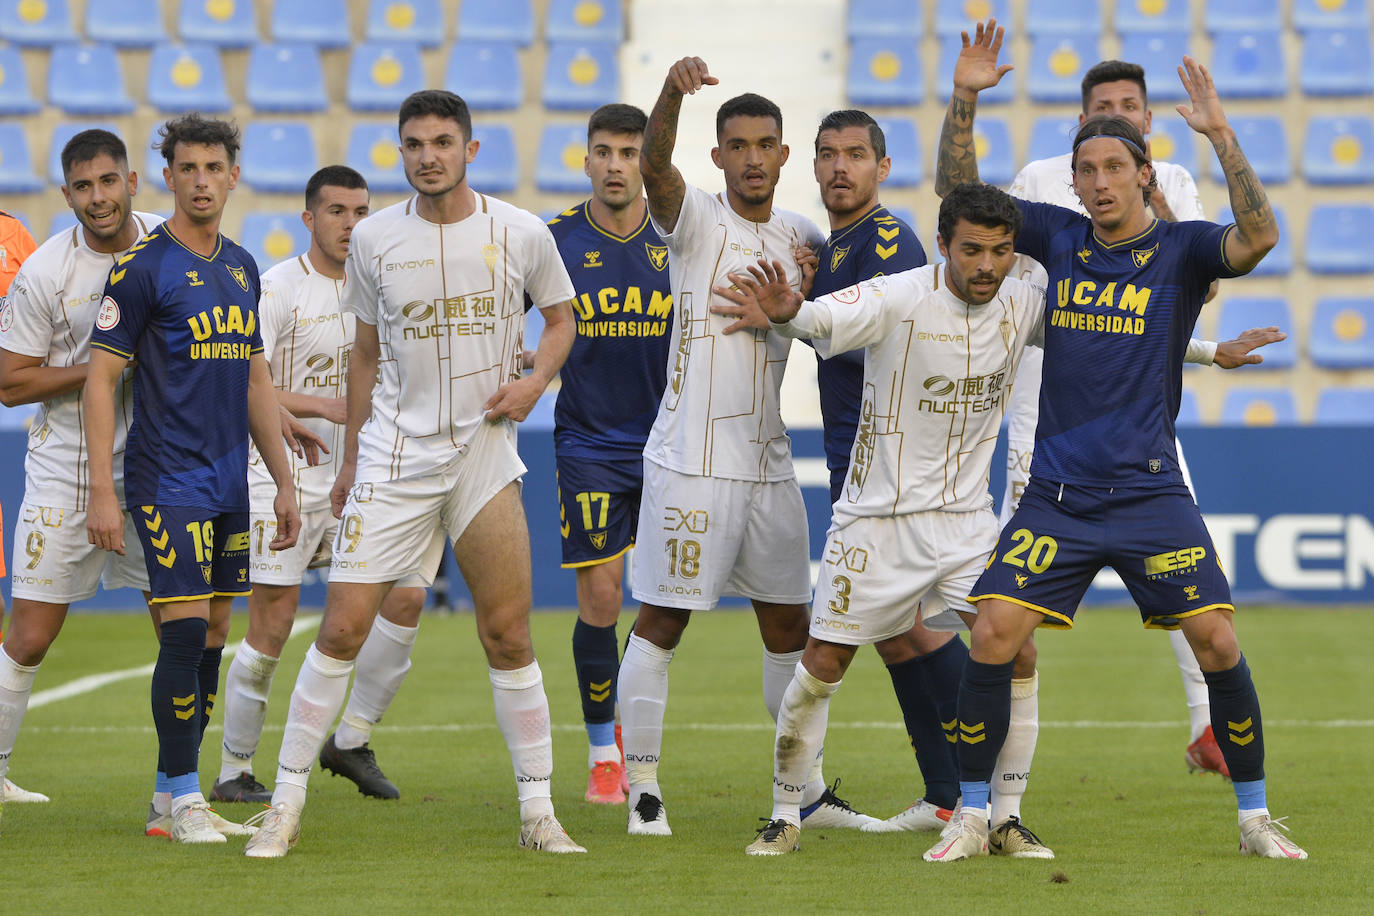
top-left (1301, 29), bottom-right (1374, 96)
top-left (1116, 0), bottom-right (1191, 33)
top-left (271, 0), bottom-right (352, 47)
top-left (458, 0), bottom-right (534, 46)
top-left (973, 116), bottom-right (1015, 186)
top-left (1302, 117), bottom-right (1374, 184)
top-left (177, 0), bottom-right (258, 47)
top-left (48, 44), bottom-right (135, 115)
top-left (1313, 387), bottom-right (1374, 423)
top-left (1217, 204), bottom-right (1292, 277)
top-left (543, 41), bottom-right (618, 110)
top-left (1025, 0), bottom-right (1100, 35)
top-left (445, 41), bottom-right (522, 110)
top-left (536, 124), bottom-right (592, 193)
top-left (1028, 34), bottom-right (1098, 103)
top-left (239, 122), bottom-right (318, 194)
top-left (239, 212), bottom-right (309, 271)
top-left (1215, 298), bottom-right (1296, 369)
top-left (847, 0), bottom-right (922, 40)
top-left (86, 0), bottom-right (166, 46)
top-left (1305, 204), bottom-right (1374, 274)
top-left (848, 39), bottom-right (923, 106)
top-left (0, 124), bottom-right (42, 192)
top-left (0, 44), bottom-right (39, 114)
top-left (366, 0), bottom-right (444, 48)
top-left (938, 33), bottom-right (1013, 104)
top-left (47, 209), bottom-right (78, 238)
top-left (345, 122), bottom-right (411, 193)
top-left (1119, 31), bottom-right (1192, 103)
top-left (1204, 0), bottom-right (1281, 32)
top-left (1148, 117), bottom-right (1199, 178)
top-left (147, 42), bottom-right (232, 113)
top-left (1209, 30), bottom-right (1286, 98)
top-left (1220, 388), bottom-right (1297, 425)
top-left (0, 0), bottom-right (75, 45)
top-left (1176, 389), bottom-right (1201, 425)
top-left (1207, 117), bottom-right (1287, 184)
top-left (468, 124), bottom-right (518, 194)
top-left (935, 0), bottom-right (1010, 37)
top-left (347, 41), bottom-right (425, 112)
top-left (246, 43), bottom-right (328, 112)
top-left (1293, 0), bottom-right (1371, 31)
top-left (546, 0), bottom-right (624, 42)
top-left (1026, 115), bottom-right (1077, 164)
top-left (876, 117), bottom-right (922, 187)
top-left (49, 121), bottom-right (117, 186)
top-left (1309, 298), bottom-right (1374, 369)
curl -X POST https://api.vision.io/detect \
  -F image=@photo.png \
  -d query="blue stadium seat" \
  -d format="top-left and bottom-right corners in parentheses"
top-left (1116, 0), bottom-right (1191, 33)
top-left (345, 122), bottom-right (411, 193)
top-left (1294, 0), bottom-right (1371, 31)
top-left (446, 41), bottom-right (522, 110)
top-left (848, 0), bottom-right (922, 39)
top-left (546, 0), bottom-right (624, 42)
top-left (1147, 117), bottom-right (1199, 178)
top-left (536, 124), bottom-right (592, 193)
top-left (1220, 388), bottom-right (1297, 425)
top-left (0, 44), bottom-right (40, 114)
top-left (1309, 298), bottom-right (1374, 368)
top-left (468, 124), bottom-right (518, 194)
top-left (1209, 30), bottom-right (1287, 98)
top-left (1300, 30), bottom-right (1374, 96)
top-left (1119, 31), bottom-right (1192, 103)
top-left (246, 43), bottom-right (328, 112)
top-left (1313, 387), bottom-right (1374, 423)
top-left (0, 0), bottom-right (75, 45)
top-left (935, 0), bottom-right (1011, 37)
top-left (347, 41), bottom-right (425, 112)
top-left (86, 0), bottom-right (166, 46)
top-left (240, 122), bottom-right (317, 193)
top-left (1025, 0), bottom-right (1100, 35)
top-left (1176, 389), bottom-right (1201, 425)
top-left (458, 0), bottom-right (534, 46)
top-left (48, 44), bottom-right (135, 115)
top-left (543, 41), bottom-right (618, 110)
top-left (1209, 116), bottom-right (1288, 184)
top-left (49, 121), bottom-right (117, 186)
top-left (1215, 298), bottom-right (1296, 369)
top-left (1303, 116), bottom-right (1374, 184)
top-left (0, 124), bottom-right (41, 192)
top-left (1026, 115), bottom-right (1077, 163)
top-left (47, 209), bottom-right (78, 238)
top-left (973, 116), bottom-right (1015, 186)
top-left (876, 117), bottom-right (922, 187)
top-left (239, 212), bottom-right (309, 270)
top-left (271, 0), bottom-right (351, 47)
top-left (147, 42), bottom-right (232, 113)
top-left (1204, 0), bottom-right (1281, 32)
top-left (177, 0), bottom-right (257, 47)
top-left (1028, 34), bottom-right (1098, 103)
top-left (938, 34), bottom-right (1013, 104)
top-left (848, 39), bottom-right (923, 106)
top-left (1217, 204), bottom-right (1292, 276)
top-left (366, 0), bottom-right (444, 48)
top-left (1305, 204), bottom-right (1374, 274)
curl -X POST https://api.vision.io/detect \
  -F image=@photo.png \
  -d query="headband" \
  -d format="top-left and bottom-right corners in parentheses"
top-left (1072, 131), bottom-right (1149, 160)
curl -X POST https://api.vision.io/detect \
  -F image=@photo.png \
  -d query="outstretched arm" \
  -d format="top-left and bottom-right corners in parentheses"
top-left (935, 19), bottom-right (1013, 197)
top-left (641, 57), bottom-right (718, 233)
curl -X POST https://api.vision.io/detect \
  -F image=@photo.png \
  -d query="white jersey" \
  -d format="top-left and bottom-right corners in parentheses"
top-left (248, 254), bottom-right (354, 512)
top-left (646, 184), bottom-right (825, 482)
top-left (343, 194), bottom-right (574, 482)
top-left (776, 264), bottom-right (1046, 522)
top-left (0, 212), bottom-right (161, 508)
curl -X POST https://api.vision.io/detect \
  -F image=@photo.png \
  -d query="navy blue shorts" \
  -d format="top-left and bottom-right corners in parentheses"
top-left (968, 477), bottom-right (1233, 629)
top-left (134, 505), bottom-right (251, 603)
top-left (555, 454), bottom-right (643, 568)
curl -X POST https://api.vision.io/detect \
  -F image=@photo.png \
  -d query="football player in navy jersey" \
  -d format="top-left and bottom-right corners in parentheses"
top-left (926, 21), bottom-right (1306, 861)
top-left (546, 103), bottom-right (672, 805)
top-left (85, 114), bottom-right (301, 846)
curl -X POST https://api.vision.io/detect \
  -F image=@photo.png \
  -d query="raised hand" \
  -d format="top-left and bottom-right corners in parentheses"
top-left (1176, 56), bottom-right (1228, 138)
top-left (665, 56), bottom-right (718, 96)
top-left (1214, 326), bottom-right (1287, 369)
top-left (953, 19), bottom-right (1013, 96)
top-left (711, 258), bottom-right (803, 334)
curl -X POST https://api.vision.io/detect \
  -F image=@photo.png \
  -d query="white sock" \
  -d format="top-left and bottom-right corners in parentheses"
top-left (588, 744), bottom-right (620, 769)
top-left (218, 641), bottom-right (279, 783)
top-left (1169, 628), bottom-right (1211, 741)
top-left (152, 790), bottom-right (172, 816)
top-left (272, 644), bottom-right (354, 811)
top-left (490, 661), bottom-right (555, 822)
top-left (171, 790), bottom-right (207, 815)
top-left (0, 647), bottom-right (40, 784)
top-left (1239, 806), bottom-right (1270, 826)
top-left (618, 633), bottom-right (674, 808)
top-left (990, 671), bottom-right (1039, 827)
top-left (336, 616), bottom-right (418, 750)
top-left (762, 648), bottom-right (803, 721)
top-left (772, 663), bottom-right (840, 825)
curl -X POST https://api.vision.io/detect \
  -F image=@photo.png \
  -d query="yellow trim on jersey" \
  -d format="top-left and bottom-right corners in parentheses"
top-left (214, 589), bottom-right (253, 598)
top-left (1143, 603), bottom-right (1234, 630)
top-left (827, 204), bottom-right (888, 246)
top-left (162, 225), bottom-right (224, 263)
top-left (1093, 219), bottom-right (1159, 251)
top-left (560, 541), bottom-right (634, 570)
top-left (1217, 224), bottom-right (1240, 275)
top-left (966, 592), bottom-right (1074, 628)
top-left (150, 591), bottom-right (215, 605)
top-left (584, 202), bottom-right (651, 243)
top-left (90, 340), bottom-right (135, 359)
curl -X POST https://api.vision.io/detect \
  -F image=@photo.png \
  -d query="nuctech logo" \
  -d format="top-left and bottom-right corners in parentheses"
top-left (400, 296), bottom-right (497, 340)
top-left (305, 353), bottom-right (345, 389)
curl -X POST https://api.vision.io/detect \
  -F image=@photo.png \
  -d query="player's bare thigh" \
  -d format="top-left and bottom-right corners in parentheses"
top-left (316, 581), bottom-right (394, 660)
top-left (453, 481), bottom-right (534, 670)
top-left (3, 598), bottom-right (72, 666)
top-left (751, 599), bottom-right (808, 654)
top-left (874, 614), bottom-right (955, 666)
top-left (245, 584), bottom-right (302, 657)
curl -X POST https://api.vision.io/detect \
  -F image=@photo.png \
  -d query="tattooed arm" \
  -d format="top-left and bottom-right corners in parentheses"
top-left (935, 19), bottom-right (1014, 197)
top-left (1177, 56), bottom-right (1278, 272)
top-left (641, 56), bottom-right (718, 234)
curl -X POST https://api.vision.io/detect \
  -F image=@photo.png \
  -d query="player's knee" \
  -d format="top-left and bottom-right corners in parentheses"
top-left (380, 587), bottom-right (426, 628)
top-left (2, 602), bottom-right (65, 665)
top-left (1013, 638), bottom-right (1037, 677)
top-left (755, 603), bottom-right (808, 653)
top-left (1185, 615), bottom-right (1241, 671)
top-left (476, 614), bottom-right (533, 668)
top-left (630, 605), bottom-right (689, 650)
top-left (315, 611), bottom-right (373, 660)
top-left (873, 635), bottom-right (915, 666)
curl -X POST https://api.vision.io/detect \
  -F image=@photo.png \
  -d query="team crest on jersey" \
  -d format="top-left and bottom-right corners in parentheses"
top-left (832, 284), bottom-right (862, 305)
top-left (1132, 243), bottom-right (1159, 268)
top-left (1077, 248), bottom-right (1092, 263)
top-left (482, 243), bottom-right (500, 272)
top-left (1149, 458), bottom-right (1162, 473)
top-left (96, 296), bottom-right (120, 330)
top-left (185, 270), bottom-right (204, 287)
top-left (226, 264), bottom-right (249, 292)
top-left (645, 243), bottom-right (669, 272)
top-left (830, 245), bottom-right (851, 272)
top-left (200, 564), bottom-right (213, 585)
top-left (0, 300), bottom-right (12, 333)
top-left (999, 319), bottom-right (1011, 347)
top-left (583, 250), bottom-right (603, 268)
top-left (589, 531), bottom-right (608, 550)
top-left (1015, 574), bottom-right (1028, 588)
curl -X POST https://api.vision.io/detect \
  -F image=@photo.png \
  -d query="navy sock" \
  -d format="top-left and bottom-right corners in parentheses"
top-left (887, 656), bottom-right (958, 810)
top-left (1202, 654), bottom-right (1265, 784)
top-left (198, 645), bottom-right (223, 747)
top-left (151, 617), bottom-right (207, 782)
top-left (956, 658), bottom-right (1014, 785)
top-left (917, 633), bottom-right (969, 754)
top-left (572, 619), bottom-right (619, 740)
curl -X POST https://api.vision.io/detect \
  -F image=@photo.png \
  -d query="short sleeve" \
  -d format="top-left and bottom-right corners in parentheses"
top-left (0, 261), bottom-right (56, 358)
top-left (342, 231), bottom-right (378, 325)
top-left (1179, 220), bottom-right (1245, 281)
top-left (652, 183), bottom-right (711, 252)
top-left (256, 274), bottom-right (291, 363)
top-left (1014, 199), bottom-right (1085, 267)
top-left (91, 257), bottom-right (156, 359)
top-left (524, 222), bottom-right (576, 311)
top-left (1007, 163), bottom-right (1033, 198)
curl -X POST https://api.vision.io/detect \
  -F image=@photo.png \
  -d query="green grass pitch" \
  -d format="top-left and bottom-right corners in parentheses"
top-left (2, 605), bottom-right (1366, 913)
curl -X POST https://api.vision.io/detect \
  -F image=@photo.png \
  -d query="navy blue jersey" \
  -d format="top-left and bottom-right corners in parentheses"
top-left (811, 206), bottom-right (927, 497)
top-left (548, 202), bottom-right (673, 460)
top-left (91, 227), bottom-right (263, 512)
top-left (1016, 201), bottom-right (1241, 488)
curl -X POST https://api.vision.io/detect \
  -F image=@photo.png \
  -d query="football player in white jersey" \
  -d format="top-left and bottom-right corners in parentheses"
top-left (213, 166), bottom-right (428, 806)
top-left (245, 90), bottom-right (584, 857)
top-left (618, 56), bottom-right (879, 838)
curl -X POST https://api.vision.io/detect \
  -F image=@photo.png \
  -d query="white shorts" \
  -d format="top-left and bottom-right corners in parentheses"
top-left (9, 498), bottom-right (150, 603)
top-left (630, 462), bottom-right (812, 610)
top-left (810, 508), bottom-right (1000, 645)
top-left (251, 506), bottom-right (429, 588)
top-left (329, 421), bottom-right (526, 586)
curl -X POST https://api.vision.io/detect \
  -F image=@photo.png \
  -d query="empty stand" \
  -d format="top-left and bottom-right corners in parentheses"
top-left (1303, 116), bottom-right (1374, 184)
top-left (1221, 388), bottom-right (1297, 425)
top-left (347, 41), bottom-right (425, 111)
top-left (0, 44), bottom-right (40, 114)
top-left (1309, 298), bottom-right (1374, 369)
top-left (1205, 0), bottom-right (1282, 33)
top-left (1116, 0), bottom-right (1191, 34)
top-left (1293, 0), bottom-right (1371, 31)
top-left (1148, 117), bottom-right (1199, 179)
top-left (876, 117), bottom-right (922, 187)
top-left (178, 0), bottom-right (258, 47)
top-left (543, 41), bottom-right (618, 110)
top-left (346, 122), bottom-right (411, 193)
top-left (1216, 298), bottom-right (1296, 369)
top-left (239, 212), bottom-right (310, 270)
top-left (1217, 204), bottom-right (1292, 276)
top-left (1027, 34), bottom-right (1098, 103)
top-left (1209, 29), bottom-right (1287, 98)
top-left (147, 42), bottom-right (233, 113)
top-left (1209, 116), bottom-right (1288, 184)
top-left (246, 43), bottom-right (329, 113)
top-left (546, 0), bottom-right (624, 42)
top-left (1176, 389), bottom-right (1201, 425)
top-left (1300, 29), bottom-right (1374, 96)
top-left (935, 0), bottom-right (1010, 37)
top-left (458, 0), bottom-right (535, 46)
top-left (446, 41), bottom-right (523, 110)
top-left (536, 124), bottom-right (592, 193)
top-left (85, 0), bottom-right (167, 47)
top-left (1313, 387), bottom-right (1374, 423)
top-left (848, 39), bottom-right (923, 106)
top-left (240, 122), bottom-right (318, 194)
top-left (366, 0), bottom-right (445, 48)
top-left (1305, 204), bottom-right (1374, 274)
top-left (1025, 0), bottom-right (1100, 35)
top-left (0, 0), bottom-right (75, 45)
top-left (0, 124), bottom-right (42, 192)
top-left (468, 124), bottom-right (519, 194)
top-left (973, 116), bottom-right (1014, 186)
top-left (48, 44), bottom-right (134, 115)
top-left (1119, 31), bottom-right (1192, 103)
top-left (271, 0), bottom-right (352, 47)
top-left (1026, 116), bottom-right (1077, 164)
